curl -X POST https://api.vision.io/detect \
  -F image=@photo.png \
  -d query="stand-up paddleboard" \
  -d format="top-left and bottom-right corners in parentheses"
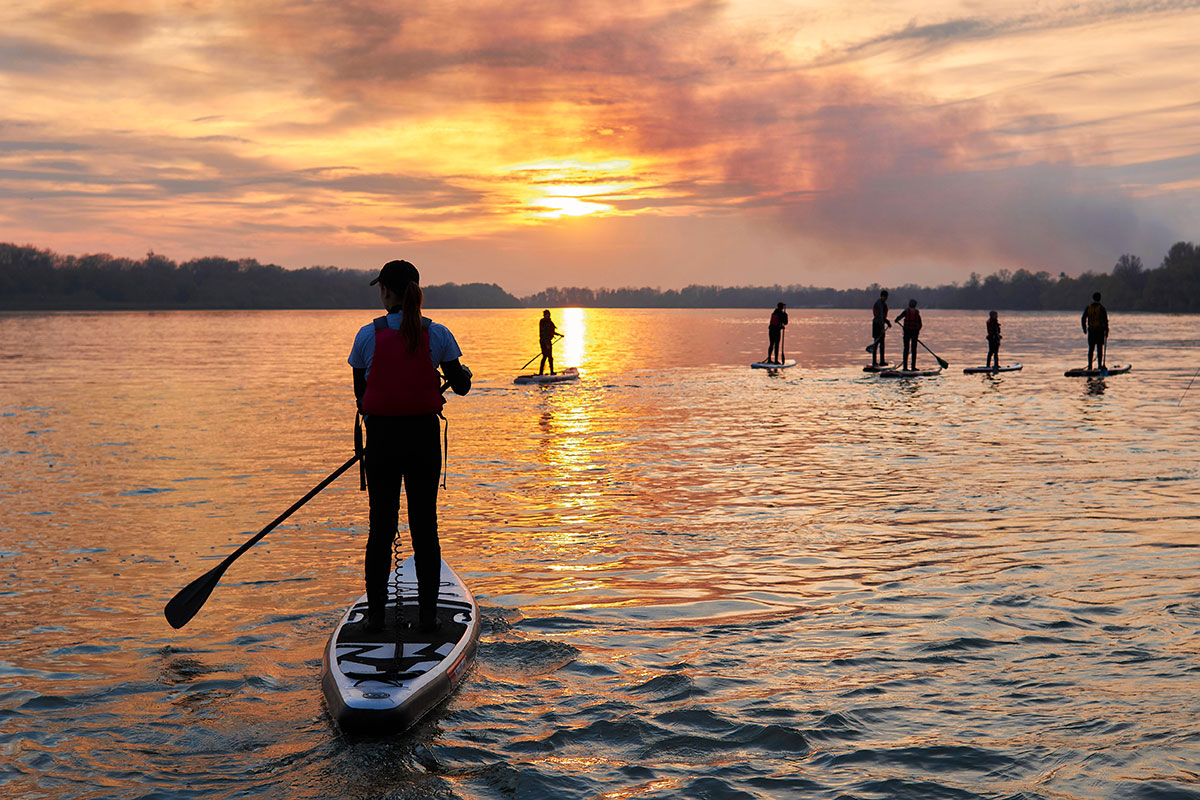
top-left (963, 363), bottom-right (1023, 374)
top-left (322, 557), bottom-right (480, 735)
top-left (514, 367), bottom-right (580, 385)
top-left (863, 362), bottom-right (892, 373)
top-left (879, 367), bottom-right (942, 377)
top-left (1064, 364), bottom-right (1131, 377)
top-left (750, 359), bottom-right (797, 369)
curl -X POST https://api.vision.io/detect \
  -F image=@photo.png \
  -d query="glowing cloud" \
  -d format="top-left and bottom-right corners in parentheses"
top-left (0, 0), bottom-right (1197, 290)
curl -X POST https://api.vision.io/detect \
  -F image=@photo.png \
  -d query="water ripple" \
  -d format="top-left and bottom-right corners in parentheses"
top-left (1, 309), bottom-right (1198, 800)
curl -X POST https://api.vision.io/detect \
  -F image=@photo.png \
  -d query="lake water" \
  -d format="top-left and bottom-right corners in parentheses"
top-left (1, 307), bottom-right (1198, 800)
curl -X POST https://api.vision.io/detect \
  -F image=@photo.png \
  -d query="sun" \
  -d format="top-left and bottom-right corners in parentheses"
top-left (530, 195), bottom-right (612, 218)
top-left (507, 158), bottom-right (635, 220)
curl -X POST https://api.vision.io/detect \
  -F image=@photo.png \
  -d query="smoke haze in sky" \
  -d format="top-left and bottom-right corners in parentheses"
top-left (2, 0), bottom-right (1197, 291)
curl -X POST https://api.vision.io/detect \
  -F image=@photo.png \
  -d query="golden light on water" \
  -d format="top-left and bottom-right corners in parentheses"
top-left (560, 307), bottom-right (586, 368)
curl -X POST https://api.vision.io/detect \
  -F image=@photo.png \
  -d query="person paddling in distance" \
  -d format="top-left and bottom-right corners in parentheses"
top-left (986, 311), bottom-right (1002, 370)
top-left (871, 290), bottom-right (891, 366)
top-left (538, 310), bottom-right (558, 375)
top-left (349, 260), bottom-right (472, 633)
top-left (1082, 292), bottom-right (1108, 371)
top-left (766, 302), bottom-right (788, 363)
top-left (894, 299), bottom-right (923, 370)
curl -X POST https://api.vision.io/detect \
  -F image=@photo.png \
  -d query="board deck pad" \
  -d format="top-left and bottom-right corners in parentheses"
top-left (750, 359), bottom-right (796, 369)
top-left (322, 558), bottom-right (479, 735)
top-left (963, 363), bottom-right (1023, 374)
top-left (879, 367), bottom-right (943, 377)
top-left (514, 367), bottom-right (580, 384)
top-left (1064, 364), bottom-right (1131, 377)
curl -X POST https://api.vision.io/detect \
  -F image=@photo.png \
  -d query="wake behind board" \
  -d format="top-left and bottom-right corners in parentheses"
top-left (963, 363), bottom-right (1023, 374)
top-left (321, 556), bottom-right (480, 735)
top-left (514, 367), bottom-right (580, 385)
top-left (751, 359), bottom-right (797, 369)
top-left (1064, 364), bottom-right (1131, 377)
top-left (863, 362), bottom-right (892, 373)
top-left (879, 367), bottom-right (942, 377)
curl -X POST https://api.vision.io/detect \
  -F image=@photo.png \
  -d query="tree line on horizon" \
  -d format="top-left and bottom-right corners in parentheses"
top-left (1, 241), bottom-right (1198, 312)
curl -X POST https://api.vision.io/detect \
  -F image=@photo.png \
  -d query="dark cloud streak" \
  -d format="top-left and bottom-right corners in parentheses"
top-left (828, 0), bottom-right (1200, 65)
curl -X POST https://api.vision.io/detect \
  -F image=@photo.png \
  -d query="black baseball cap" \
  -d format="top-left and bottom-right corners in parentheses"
top-left (369, 259), bottom-right (420, 288)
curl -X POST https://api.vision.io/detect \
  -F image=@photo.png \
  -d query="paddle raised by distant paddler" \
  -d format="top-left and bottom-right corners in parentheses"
top-left (763, 302), bottom-right (788, 364)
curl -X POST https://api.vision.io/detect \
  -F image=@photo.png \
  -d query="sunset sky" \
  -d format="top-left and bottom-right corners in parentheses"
top-left (2, 0), bottom-right (1198, 292)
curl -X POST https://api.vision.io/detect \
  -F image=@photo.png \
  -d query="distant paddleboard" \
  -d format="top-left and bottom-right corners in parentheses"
top-left (750, 359), bottom-right (796, 369)
top-left (963, 363), bottom-right (1023, 374)
top-left (514, 367), bottom-right (580, 385)
top-left (1064, 364), bottom-right (1131, 377)
top-left (863, 362), bottom-right (892, 373)
top-left (879, 367), bottom-right (942, 377)
top-left (321, 557), bottom-right (480, 735)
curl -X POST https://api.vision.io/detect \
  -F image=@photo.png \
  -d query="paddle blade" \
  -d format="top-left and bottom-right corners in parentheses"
top-left (936, 356), bottom-right (949, 369)
top-left (164, 561), bottom-right (231, 629)
top-left (865, 342), bottom-right (877, 353)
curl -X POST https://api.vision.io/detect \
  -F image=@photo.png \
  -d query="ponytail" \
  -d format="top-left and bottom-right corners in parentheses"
top-left (400, 280), bottom-right (423, 352)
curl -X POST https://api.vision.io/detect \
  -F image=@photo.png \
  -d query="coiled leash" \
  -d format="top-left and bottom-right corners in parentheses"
top-left (358, 382), bottom-right (454, 614)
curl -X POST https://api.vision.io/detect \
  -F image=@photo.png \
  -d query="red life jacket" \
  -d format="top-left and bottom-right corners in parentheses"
top-left (361, 316), bottom-right (445, 417)
top-left (902, 307), bottom-right (921, 331)
top-left (769, 310), bottom-right (784, 327)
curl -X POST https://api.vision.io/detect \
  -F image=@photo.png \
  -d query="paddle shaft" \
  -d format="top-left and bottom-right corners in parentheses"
top-left (917, 339), bottom-right (949, 369)
top-left (520, 333), bottom-right (562, 370)
top-left (163, 453), bottom-right (360, 629)
top-left (865, 327), bottom-right (888, 353)
top-left (1180, 367), bottom-right (1200, 405)
top-left (165, 378), bottom-right (459, 629)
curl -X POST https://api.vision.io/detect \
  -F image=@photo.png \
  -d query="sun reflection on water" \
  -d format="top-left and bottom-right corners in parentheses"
top-left (560, 306), bottom-right (586, 368)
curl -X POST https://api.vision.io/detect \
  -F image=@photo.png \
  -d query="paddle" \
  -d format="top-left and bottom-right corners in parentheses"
top-left (780, 328), bottom-right (786, 363)
top-left (163, 454), bottom-right (361, 629)
top-left (519, 333), bottom-right (563, 371)
top-left (165, 372), bottom-right (461, 629)
top-left (865, 328), bottom-right (888, 353)
top-left (1180, 367), bottom-right (1200, 405)
top-left (917, 339), bottom-right (950, 369)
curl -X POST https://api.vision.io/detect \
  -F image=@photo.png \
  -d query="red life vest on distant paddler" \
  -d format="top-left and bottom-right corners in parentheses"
top-left (901, 307), bottom-right (922, 332)
top-left (361, 316), bottom-right (445, 417)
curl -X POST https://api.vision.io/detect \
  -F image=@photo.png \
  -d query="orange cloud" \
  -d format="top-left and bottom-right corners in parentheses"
top-left (0, 0), bottom-right (1196, 288)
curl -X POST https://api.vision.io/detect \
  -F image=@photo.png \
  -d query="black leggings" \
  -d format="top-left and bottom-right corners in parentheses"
top-left (902, 332), bottom-right (919, 368)
top-left (364, 414), bottom-right (442, 622)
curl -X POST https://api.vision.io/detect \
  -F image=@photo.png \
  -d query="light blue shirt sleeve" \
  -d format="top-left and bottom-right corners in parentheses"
top-left (428, 322), bottom-right (463, 365)
top-left (348, 313), bottom-right (463, 376)
top-left (348, 323), bottom-right (375, 370)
